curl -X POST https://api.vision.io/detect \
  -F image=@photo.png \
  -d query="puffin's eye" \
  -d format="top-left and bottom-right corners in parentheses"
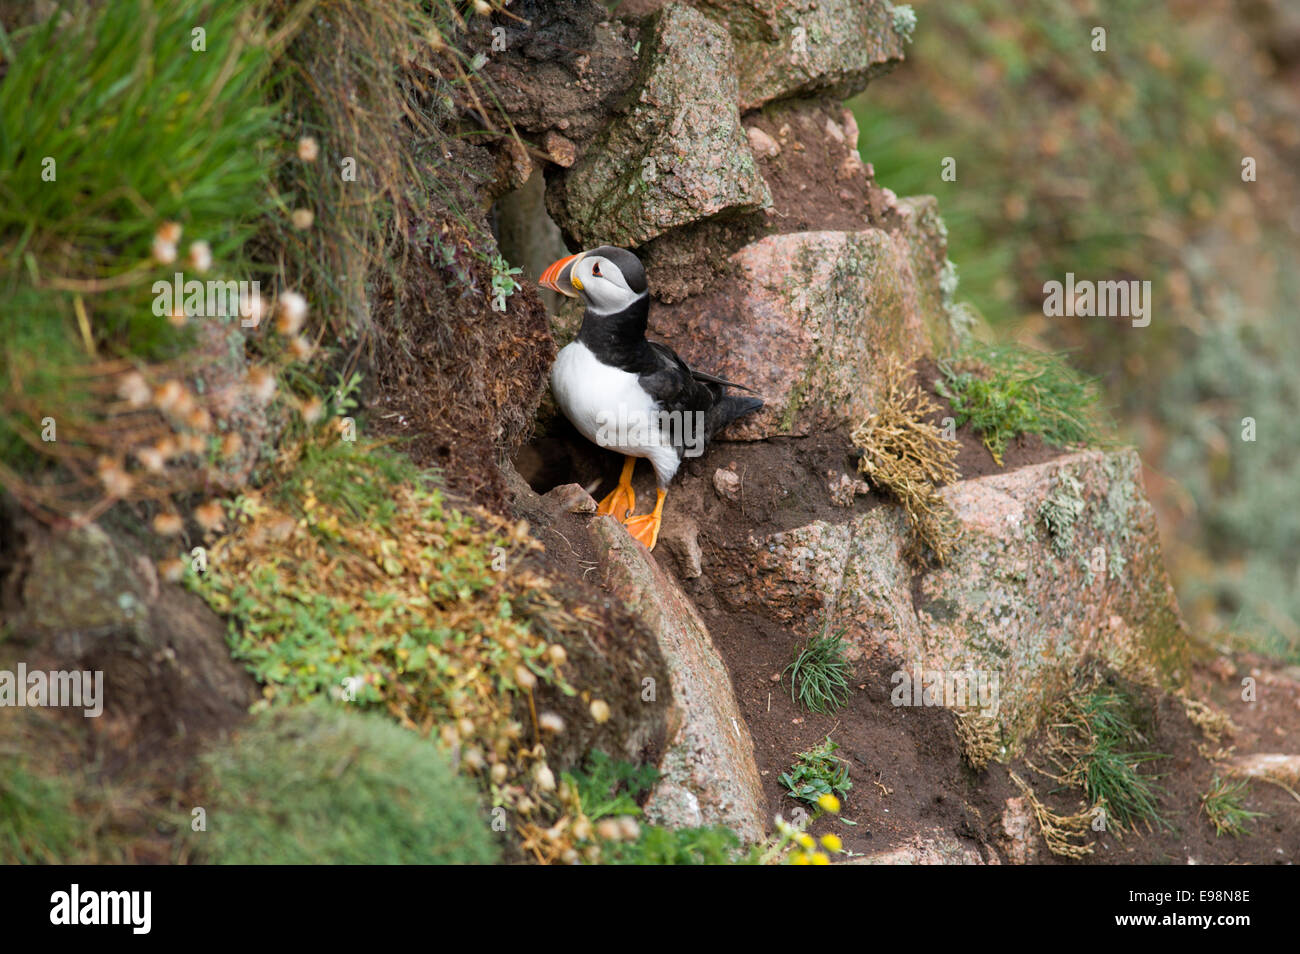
top-left (592, 262), bottom-right (602, 277)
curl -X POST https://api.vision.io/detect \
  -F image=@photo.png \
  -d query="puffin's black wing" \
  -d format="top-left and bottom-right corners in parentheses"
top-left (641, 342), bottom-right (763, 440)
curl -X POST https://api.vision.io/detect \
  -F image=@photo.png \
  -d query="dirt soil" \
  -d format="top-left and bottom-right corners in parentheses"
top-left (515, 363), bottom-right (1300, 863)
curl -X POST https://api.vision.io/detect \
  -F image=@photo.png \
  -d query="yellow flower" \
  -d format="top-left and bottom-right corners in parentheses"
top-left (811, 852), bottom-right (831, 865)
top-left (796, 832), bottom-right (815, 850)
top-left (817, 793), bottom-right (841, 813)
top-left (820, 834), bottom-right (843, 853)
top-left (790, 852), bottom-right (811, 865)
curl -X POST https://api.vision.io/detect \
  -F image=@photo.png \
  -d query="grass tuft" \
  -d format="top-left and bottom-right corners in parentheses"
top-left (784, 630), bottom-right (852, 714)
top-left (1201, 775), bottom-right (1265, 838)
top-left (937, 344), bottom-right (1105, 466)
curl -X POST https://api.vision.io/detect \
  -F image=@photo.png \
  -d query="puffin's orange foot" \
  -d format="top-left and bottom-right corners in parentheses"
top-left (595, 456), bottom-right (637, 520)
top-left (623, 487), bottom-right (666, 551)
top-left (623, 511), bottom-right (663, 550)
top-left (596, 484), bottom-right (635, 521)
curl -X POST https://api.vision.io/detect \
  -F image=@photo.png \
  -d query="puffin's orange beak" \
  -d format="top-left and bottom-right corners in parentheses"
top-left (539, 251), bottom-right (585, 298)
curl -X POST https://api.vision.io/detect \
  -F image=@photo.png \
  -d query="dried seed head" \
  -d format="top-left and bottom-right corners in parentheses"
top-left (514, 665), bottom-right (537, 691)
top-left (152, 512), bottom-right (184, 536)
top-left (188, 241), bottom-right (212, 273)
top-left (538, 711), bottom-right (565, 734)
top-left (490, 763), bottom-right (508, 785)
top-left (288, 335), bottom-right (313, 361)
top-left (153, 379), bottom-right (185, 415)
top-left (595, 819), bottom-right (623, 842)
top-left (96, 457), bottom-right (133, 498)
top-left (297, 136), bottom-right (319, 162)
top-left (220, 432), bottom-right (243, 458)
top-left (194, 500), bottom-right (225, 532)
top-left (246, 366), bottom-right (277, 404)
top-left (534, 764), bottom-right (556, 791)
top-left (617, 817), bottom-right (640, 841)
top-left (135, 446), bottom-right (166, 474)
top-left (300, 395), bottom-right (324, 424)
top-left (277, 292), bottom-right (307, 335)
top-left (547, 644), bottom-right (567, 666)
top-left (159, 557), bottom-right (186, 583)
top-left (117, 372), bottom-right (151, 407)
top-left (473, 0), bottom-right (492, 16)
top-left (186, 407), bottom-right (212, 432)
top-left (151, 237), bottom-right (177, 264)
top-left (156, 221), bottom-right (182, 245)
top-left (590, 699), bottom-right (611, 724)
top-left (290, 208), bottom-right (314, 230)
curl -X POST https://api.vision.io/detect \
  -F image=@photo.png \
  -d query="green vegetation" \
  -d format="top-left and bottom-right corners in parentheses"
top-left (937, 344), bottom-right (1104, 465)
top-left (780, 736), bottom-right (852, 807)
top-left (200, 704), bottom-right (498, 864)
top-left (0, 757), bottom-right (94, 863)
top-left (1201, 775), bottom-right (1265, 838)
top-left (1048, 684), bottom-right (1170, 834)
top-left (565, 751), bottom-right (750, 865)
top-left (784, 630), bottom-right (852, 714)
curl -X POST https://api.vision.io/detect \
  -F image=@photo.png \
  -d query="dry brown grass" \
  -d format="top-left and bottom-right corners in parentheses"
top-left (850, 358), bottom-right (962, 563)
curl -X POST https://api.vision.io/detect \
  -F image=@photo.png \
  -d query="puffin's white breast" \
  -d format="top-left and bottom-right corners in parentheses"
top-left (550, 340), bottom-right (681, 485)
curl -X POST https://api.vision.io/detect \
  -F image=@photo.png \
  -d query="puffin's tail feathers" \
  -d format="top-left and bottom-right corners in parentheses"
top-left (707, 394), bottom-right (763, 438)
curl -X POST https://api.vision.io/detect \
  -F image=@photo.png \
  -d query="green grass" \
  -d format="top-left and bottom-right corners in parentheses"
top-left (936, 344), bottom-right (1105, 465)
top-left (1070, 687), bottom-right (1171, 833)
top-left (199, 703), bottom-right (498, 864)
top-left (1201, 775), bottom-right (1265, 838)
top-left (779, 736), bottom-right (852, 807)
top-left (783, 630), bottom-right (852, 714)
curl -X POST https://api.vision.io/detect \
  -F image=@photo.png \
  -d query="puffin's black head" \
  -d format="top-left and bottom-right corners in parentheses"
top-left (539, 246), bottom-right (647, 313)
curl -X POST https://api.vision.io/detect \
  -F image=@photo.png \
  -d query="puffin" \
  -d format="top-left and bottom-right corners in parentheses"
top-left (540, 246), bottom-right (762, 550)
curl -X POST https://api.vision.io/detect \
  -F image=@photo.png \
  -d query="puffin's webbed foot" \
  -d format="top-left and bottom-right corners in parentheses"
top-left (596, 455), bottom-right (636, 521)
top-left (624, 487), bottom-right (666, 551)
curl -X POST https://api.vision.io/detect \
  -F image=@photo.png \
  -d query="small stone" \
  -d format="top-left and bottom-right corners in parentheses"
top-left (747, 126), bottom-right (781, 159)
top-left (544, 130), bottom-right (577, 167)
top-left (543, 483), bottom-right (597, 514)
top-left (713, 468), bottom-right (742, 502)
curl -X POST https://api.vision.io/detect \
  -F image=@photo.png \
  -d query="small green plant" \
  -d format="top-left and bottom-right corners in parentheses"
top-left (937, 344), bottom-right (1104, 466)
top-left (890, 3), bottom-right (918, 43)
top-left (1048, 684), bottom-right (1171, 833)
top-left (563, 750), bottom-right (660, 822)
top-left (780, 736), bottom-right (852, 807)
top-left (565, 751), bottom-right (750, 864)
top-left (1201, 775), bottom-right (1265, 837)
top-left (784, 631), bottom-right (852, 714)
top-left (489, 254), bottom-right (524, 312)
top-left (200, 704), bottom-right (498, 864)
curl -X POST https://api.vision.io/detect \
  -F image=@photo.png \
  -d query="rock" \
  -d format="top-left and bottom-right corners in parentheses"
top-left (546, 3), bottom-right (771, 248)
top-left (650, 228), bottom-right (936, 440)
top-left (709, 449), bottom-right (1191, 751)
top-left (713, 467), bottom-right (742, 501)
top-left (999, 797), bottom-right (1039, 864)
top-left (847, 830), bottom-right (991, 865)
top-left (747, 125), bottom-right (781, 159)
top-left (590, 516), bottom-right (767, 840)
top-left (474, 0), bottom-right (639, 143)
top-left (703, 0), bottom-right (910, 111)
top-left (827, 471), bottom-right (872, 507)
top-left (542, 482), bottom-right (597, 513)
top-left (660, 515), bottom-right (704, 578)
top-left (1224, 753), bottom-right (1300, 786)
top-left (2, 512), bottom-right (257, 751)
top-left (543, 130), bottom-right (578, 168)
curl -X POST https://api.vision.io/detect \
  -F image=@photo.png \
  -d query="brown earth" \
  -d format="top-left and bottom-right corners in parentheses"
top-left (514, 363), bottom-right (1300, 863)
